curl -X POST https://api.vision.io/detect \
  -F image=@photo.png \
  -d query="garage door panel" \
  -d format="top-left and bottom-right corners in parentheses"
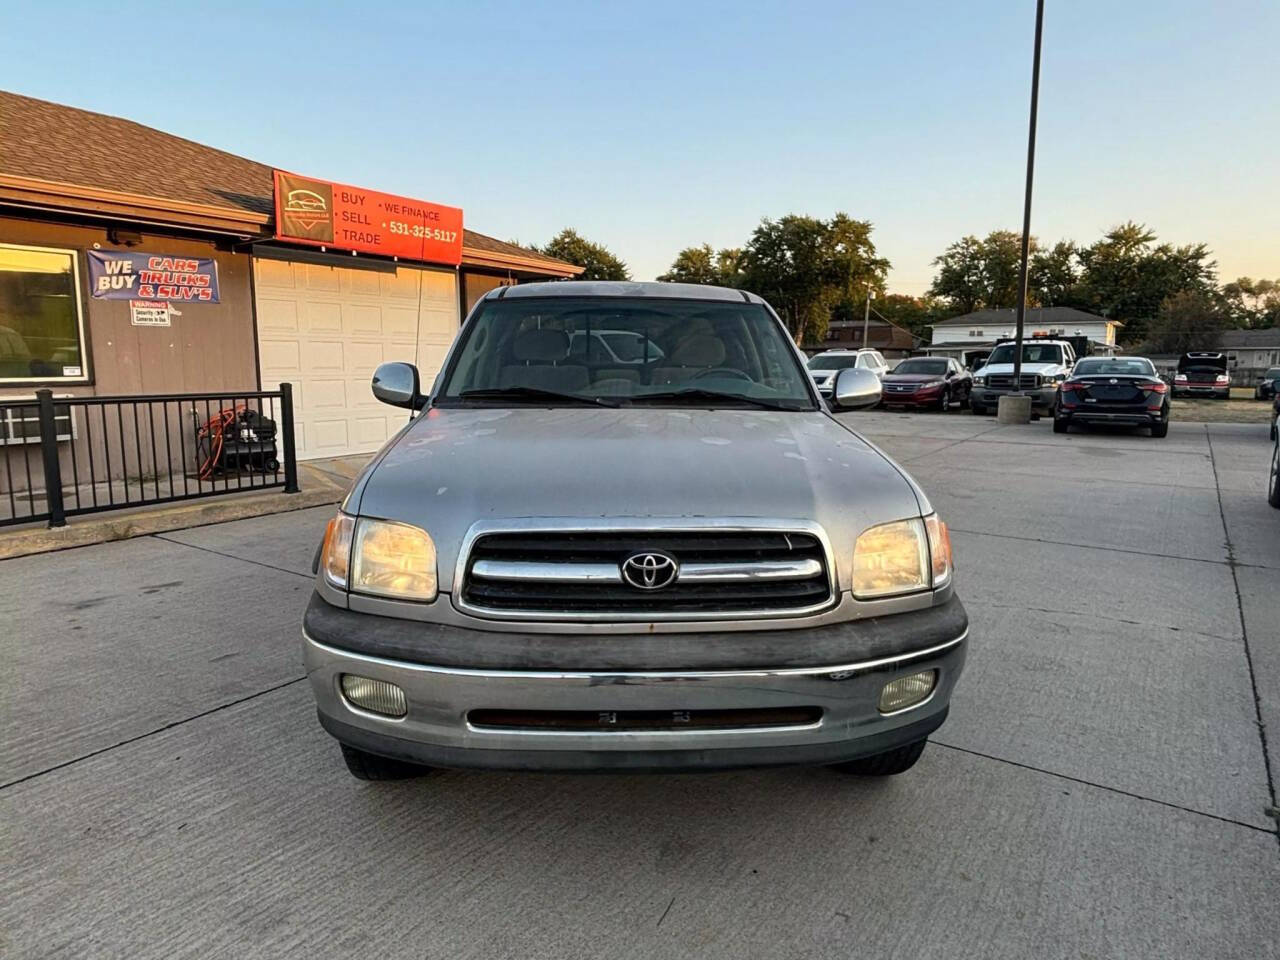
top-left (305, 264), bottom-right (341, 293)
top-left (380, 271), bottom-right (421, 299)
top-left (345, 304), bottom-right (385, 336)
top-left (310, 419), bottom-right (351, 453)
top-left (305, 300), bottom-right (343, 333)
top-left (301, 340), bottom-right (345, 373)
top-left (258, 339), bottom-right (302, 377)
top-left (353, 416), bottom-right (391, 446)
top-left (346, 342), bottom-right (385, 378)
top-left (255, 261), bottom-right (458, 460)
top-left (383, 307), bottom-right (420, 338)
top-left (307, 379), bottom-right (348, 411)
top-left (256, 297), bottom-right (300, 334)
top-left (346, 270), bottom-right (382, 298)
top-left (255, 259), bottom-right (297, 290)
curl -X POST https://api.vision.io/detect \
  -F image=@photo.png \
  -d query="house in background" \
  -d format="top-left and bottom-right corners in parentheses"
top-left (1220, 329), bottom-right (1280, 383)
top-left (811, 317), bottom-right (922, 359)
top-left (924, 306), bottom-right (1121, 367)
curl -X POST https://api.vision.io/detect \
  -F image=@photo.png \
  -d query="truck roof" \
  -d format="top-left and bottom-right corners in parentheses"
top-left (487, 280), bottom-right (767, 305)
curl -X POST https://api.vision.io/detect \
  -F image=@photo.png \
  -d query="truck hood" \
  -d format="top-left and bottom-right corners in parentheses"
top-left (353, 407), bottom-right (925, 592)
top-left (976, 361), bottom-right (1064, 377)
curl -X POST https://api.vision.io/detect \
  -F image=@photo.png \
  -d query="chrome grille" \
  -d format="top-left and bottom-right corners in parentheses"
top-left (987, 374), bottom-right (1042, 389)
top-left (459, 529), bottom-right (834, 619)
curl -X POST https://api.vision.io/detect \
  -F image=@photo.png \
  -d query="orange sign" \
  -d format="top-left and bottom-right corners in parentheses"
top-left (273, 170), bottom-right (464, 265)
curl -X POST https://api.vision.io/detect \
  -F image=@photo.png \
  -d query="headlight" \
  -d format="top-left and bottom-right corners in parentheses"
top-left (319, 513), bottom-right (438, 602)
top-left (921, 379), bottom-right (945, 388)
top-left (973, 376), bottom-right (986, 385)
top-left (852, 515), bottom-right (951, 599)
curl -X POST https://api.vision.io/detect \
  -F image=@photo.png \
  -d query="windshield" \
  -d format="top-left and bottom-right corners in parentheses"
top-left (807, 354), bottom-right (861, 371)
top-left (437, 296), bottom-right (816, 409)
top-left (986, 343), bottom-right (1064, 366)
top-left (568, 330), bottom-right (664, 363)
top-left (1264, 368), bottom-right (1280, 379)
top-left (892, 359), bottom-right (949, 375)
top-left (1073, 358), bottom-right (1156, 377)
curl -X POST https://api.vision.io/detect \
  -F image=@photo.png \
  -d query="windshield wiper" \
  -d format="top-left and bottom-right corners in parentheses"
top-left (458, 386), bottom-right (621, 408)
top-left (626, 388), bottom-right (806, 411)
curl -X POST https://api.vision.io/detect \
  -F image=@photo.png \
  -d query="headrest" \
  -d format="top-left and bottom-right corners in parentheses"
top-left (513, 329), bottom-right (570, 363)
top-left (671, 335), bottom-right (726, 367)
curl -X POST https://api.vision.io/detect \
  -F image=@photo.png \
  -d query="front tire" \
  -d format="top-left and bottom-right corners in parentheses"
top-left (937, 388), bottom-right (951, 412)
top-left (828, 738), bottom-right (928, 776)
top-left (340, 743), bottom-right (431, 781)
top-left (970, 400), bottom-right (986, 416)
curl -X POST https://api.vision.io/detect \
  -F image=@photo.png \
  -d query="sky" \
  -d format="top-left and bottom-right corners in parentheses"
top-left (2, 0), bottom-right (1276, 294)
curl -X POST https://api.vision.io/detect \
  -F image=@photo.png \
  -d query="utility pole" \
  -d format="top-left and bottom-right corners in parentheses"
top-left (1009, 0), bottom-right (1045, 413)
top-left (861, 287), bottom-right (875, 348)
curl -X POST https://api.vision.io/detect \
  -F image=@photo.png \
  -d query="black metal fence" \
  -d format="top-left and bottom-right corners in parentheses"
top-left (0, 384), bottom-right (298, 529)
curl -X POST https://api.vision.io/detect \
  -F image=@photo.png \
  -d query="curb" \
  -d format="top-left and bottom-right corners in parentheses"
top-left (0, 477), bottom-right (345, 561)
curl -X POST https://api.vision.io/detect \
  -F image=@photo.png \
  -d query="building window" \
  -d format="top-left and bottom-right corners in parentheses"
top-left (0, 243), bottom-right (89, 383)
top-left (969, 329), bottom-right (983, 337)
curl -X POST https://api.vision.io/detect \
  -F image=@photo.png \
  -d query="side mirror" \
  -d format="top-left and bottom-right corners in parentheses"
top-left (832, 367), bottom-right (882, 410)
top-left (372, 361), bottom-right (422, 410)
top-left (945, 369), bottom-right (955, 378)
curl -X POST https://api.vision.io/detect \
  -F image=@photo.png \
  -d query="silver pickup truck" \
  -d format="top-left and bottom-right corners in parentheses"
top-left (305, 282), bottom-right (968, 781)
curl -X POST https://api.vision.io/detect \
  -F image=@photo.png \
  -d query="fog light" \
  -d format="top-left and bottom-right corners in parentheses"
top-left (340, 674), bottom-right (407, 718)
top-left (878, 670), bottom-right (937, 714)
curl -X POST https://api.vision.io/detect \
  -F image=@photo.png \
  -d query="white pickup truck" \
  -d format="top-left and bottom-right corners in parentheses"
top-left (969, 338), bottom-right (1077, 415)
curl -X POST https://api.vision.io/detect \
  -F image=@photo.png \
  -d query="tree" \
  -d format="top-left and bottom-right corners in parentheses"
top-left (1222, 277), bottom-right (1280, 328)
top-left (864, 293), bottom-right (949, 340)
top-left (742, 214), bottom-right (889, 343)
top-left (1029, 240), bottom-right (1079, 306)
top-left (1074, 222), bottom-right (1218, 344)
top-left (1146, 290), bottom-right (1226, 354)
top-left (658, 245), bottom-right (746, 287)
top-left (928, 230), bottom-right (1035, 312)
top-left (927, 222), bottom-right (1224, 345)
top-left (536, 228), bottom-right (630, 281)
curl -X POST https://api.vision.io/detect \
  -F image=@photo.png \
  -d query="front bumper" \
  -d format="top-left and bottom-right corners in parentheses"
top-left (881, 389), bottom-right (943, 407)
top-left (971, 385), bottom-right (1057, 408)
top-left (1172, 384), bottom-right (1229, 399)
top-left (304, 594), bottom-right (968, 772)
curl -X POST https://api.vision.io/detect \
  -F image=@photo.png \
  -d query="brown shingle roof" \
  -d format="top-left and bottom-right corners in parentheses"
top-left (0, 90), bottom-right (577, 273)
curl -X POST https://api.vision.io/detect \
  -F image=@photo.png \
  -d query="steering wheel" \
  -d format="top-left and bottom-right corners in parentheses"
top-left (692, 367), bottom-right (753, 382)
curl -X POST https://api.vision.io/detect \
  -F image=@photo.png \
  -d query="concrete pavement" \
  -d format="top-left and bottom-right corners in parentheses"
top-left (1, 413), bottom-right (1276, 959)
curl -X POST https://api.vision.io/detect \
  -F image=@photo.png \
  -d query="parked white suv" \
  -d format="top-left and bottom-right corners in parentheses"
top-left (969, 338), bottom-right (1077, 414)
top-left (808, 349), bottom-right (890, 402)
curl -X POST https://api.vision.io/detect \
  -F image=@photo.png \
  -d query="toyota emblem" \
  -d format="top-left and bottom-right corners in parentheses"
top-left (620, 551), bottom-right (679, 590)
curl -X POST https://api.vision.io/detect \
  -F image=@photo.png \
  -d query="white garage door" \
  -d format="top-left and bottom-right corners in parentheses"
top-left (254, 257), bottom-right (458, 459)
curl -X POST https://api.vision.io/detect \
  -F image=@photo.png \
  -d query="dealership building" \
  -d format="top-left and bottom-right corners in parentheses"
top-left (0, 91), bottom-right (580, 461)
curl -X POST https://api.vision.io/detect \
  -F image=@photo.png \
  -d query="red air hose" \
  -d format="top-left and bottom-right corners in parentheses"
top-left (196, 405), bottom-right (244, 480)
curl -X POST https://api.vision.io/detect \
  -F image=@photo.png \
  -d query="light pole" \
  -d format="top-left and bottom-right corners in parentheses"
top-left (861, 286), bottom-right (875, 348)
top-left (1001, 0), bottom-right (1045, 424)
